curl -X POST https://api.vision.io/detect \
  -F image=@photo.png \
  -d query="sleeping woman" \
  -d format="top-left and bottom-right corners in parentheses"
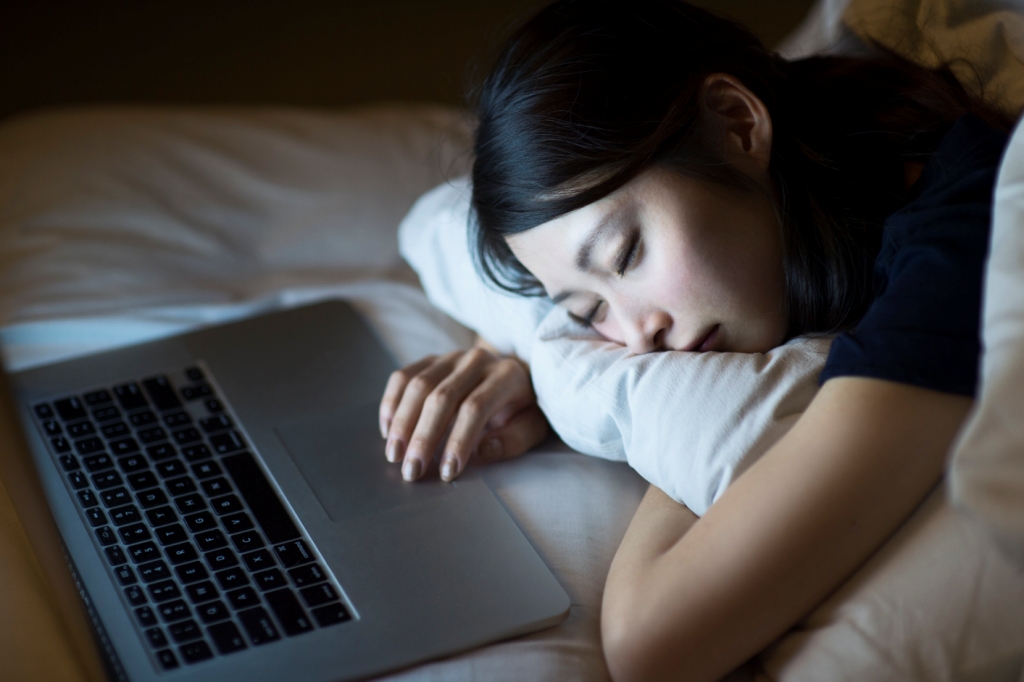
top-left (378, 0), bottom-right (1013, 680)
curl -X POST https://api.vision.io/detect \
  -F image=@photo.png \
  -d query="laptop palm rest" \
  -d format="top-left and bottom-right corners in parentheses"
top-left (275, 402), bottom-right (454, 523)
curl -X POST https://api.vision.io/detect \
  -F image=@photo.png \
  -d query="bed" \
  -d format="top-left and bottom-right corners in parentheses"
top-left (1, 2), bottom-right (1023, 681)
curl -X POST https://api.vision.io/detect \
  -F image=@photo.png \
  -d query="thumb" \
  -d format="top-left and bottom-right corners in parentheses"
top-left (477, 405), bottom-right (549, 462)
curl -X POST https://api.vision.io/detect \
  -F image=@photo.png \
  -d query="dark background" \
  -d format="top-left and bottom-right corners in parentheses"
top-left (0, 1), bottom-right (816, 122)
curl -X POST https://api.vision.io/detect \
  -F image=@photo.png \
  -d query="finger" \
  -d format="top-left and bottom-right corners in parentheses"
top-left (386, 352), bottom-right (460, 466)
top-left (402, 349), bottom-right (493, 481)
top-left (439, 361), bottom-right (534, 481)
top-left (379, 356), bottom-right (437, 439)
top-left (477, 405), bottom-right (549, 463)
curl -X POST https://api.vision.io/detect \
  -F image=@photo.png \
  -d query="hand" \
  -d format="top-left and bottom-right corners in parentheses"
top-left (378, 344), bottom-right (549, 482)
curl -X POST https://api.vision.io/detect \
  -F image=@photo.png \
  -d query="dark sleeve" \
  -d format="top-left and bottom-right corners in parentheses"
top-left (820, 117), bottom-right (1007, 397)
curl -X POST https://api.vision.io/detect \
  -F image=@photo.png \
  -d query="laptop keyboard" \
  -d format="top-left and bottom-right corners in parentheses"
top-left (31, 365), bottom-right (352, 671)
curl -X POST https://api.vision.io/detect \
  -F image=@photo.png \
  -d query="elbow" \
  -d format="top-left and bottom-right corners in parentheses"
top-left (602, 609), bottom-right (650, 682)
top-left (601, 581), bottom-right (673, 682)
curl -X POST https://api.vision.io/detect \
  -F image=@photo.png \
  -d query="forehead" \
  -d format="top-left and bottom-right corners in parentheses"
top-left (507, 187), bottom-right (626, 266)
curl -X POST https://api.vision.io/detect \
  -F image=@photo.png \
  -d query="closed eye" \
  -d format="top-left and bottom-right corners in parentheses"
top-left (616, 231), bottom-right (640, 276)
top-left (569, 300), bottom-right (604, 327)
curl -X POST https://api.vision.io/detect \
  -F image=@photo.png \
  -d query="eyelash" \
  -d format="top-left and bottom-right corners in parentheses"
top-left (573, 233), bottom-right (641, 327)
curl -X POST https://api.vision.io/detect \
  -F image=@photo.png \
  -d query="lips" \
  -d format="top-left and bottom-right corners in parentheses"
top-left (685, 324), bottom-right (721, 352)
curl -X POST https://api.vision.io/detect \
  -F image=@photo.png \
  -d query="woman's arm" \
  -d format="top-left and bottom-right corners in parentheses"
top-left (601, 376), bottom-right (972, 682)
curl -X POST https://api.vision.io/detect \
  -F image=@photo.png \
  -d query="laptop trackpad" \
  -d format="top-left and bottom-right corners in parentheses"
top-left (275, 403), bottom-right (455, 523)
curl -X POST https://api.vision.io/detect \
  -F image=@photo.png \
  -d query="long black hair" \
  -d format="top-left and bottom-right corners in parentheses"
top-left (470, 0), bottom-right (1009, 338)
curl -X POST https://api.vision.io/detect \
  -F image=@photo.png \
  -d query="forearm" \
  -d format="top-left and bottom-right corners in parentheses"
top-left (601, 377), bottom-right (972, 682)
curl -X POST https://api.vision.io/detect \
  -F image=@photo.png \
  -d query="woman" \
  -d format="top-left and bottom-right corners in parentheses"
top-left (378, 1), bottom-right (1012, 679)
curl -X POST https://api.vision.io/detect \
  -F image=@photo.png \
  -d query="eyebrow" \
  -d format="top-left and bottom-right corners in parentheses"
top-left (549, 210), bottom-right (620, 305)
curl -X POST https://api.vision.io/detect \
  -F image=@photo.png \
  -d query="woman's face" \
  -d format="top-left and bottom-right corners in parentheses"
top-left (507, 167), bottom-right (788, 354)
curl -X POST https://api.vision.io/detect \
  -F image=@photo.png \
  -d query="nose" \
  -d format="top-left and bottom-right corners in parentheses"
top-left (622, 309), bottom-right (671, 354)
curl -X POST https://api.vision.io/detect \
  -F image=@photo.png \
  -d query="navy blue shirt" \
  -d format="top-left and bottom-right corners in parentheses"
top-left (820, 115), bottom-right (1009, 396)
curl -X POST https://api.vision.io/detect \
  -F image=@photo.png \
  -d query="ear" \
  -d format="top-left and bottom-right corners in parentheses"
top-left (702, 73), bottom-right (773, 174)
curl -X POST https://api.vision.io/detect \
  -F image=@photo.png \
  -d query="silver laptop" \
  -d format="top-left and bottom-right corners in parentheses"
top-left (2, 300), bottom-right (569, 681)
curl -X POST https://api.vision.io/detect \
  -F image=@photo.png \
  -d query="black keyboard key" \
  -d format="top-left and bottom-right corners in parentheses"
top-left (110, 438), bottom-right (140, 456)
top-left (238, 606), bottom-right (280, 645)
top-left (74, 437), bottom-right (104, 455)
top-left (66, 421), bottom-right (96, 439)
top-left (68, 471), bottom-right (89, 490)
top-left (176, 561), bottom-right (209, 584)
top-left (186, 367), bottom-right (204, 382)
top-left (51, 436), bottom-right (72, 453)
top-left (311, 602), bottom-right (351, 627)
top-left (92, 470), bottom-right (123, 490)
top-left (100, 422), bottom-right (129, 439)
top-left (92, 405), bottom-right (120, 422)
top-left (184, 511), bottom-right (218, 533)
top-left (42, 419), bottom-right (62, 436)
top-left (77, 489), bottom-right (99, 508)
top-left (226, 586), bottom-right (259, 610)
top-left (195, 600), bottom-right (230, 624)
top-left (179, 640), bottom-right (213, 664)
top-left (155, 459), bottom-right (186, 478)
top-left (223, 452), bottom-right (300, 544)
top-left (137, 489), bottom-right (169, 509)
top-left (191, 460), bottom-right (224, 481)
top-left (114, 383), bottom-right (148, 410)
top-left (104, 545), bottom-right (127, 566)
top-left (230, 530), bottom-right (264, 554)
top-left (155, 523), bottom-right (188, 546)
top-left (146, 443), bottom-right (177, 461)
top-left (166, 476), bottom-right (196, 496)
top-left (273, 540), bottom-right (313, 568)
top-left (164, 412), bottom-right (192, 428)
top-left (137, 427), bottom-right (167, 444)
top-left (168, 619), bottom-right (202, 643)
top-left (148, 580), bottom-right (182, 603)
top-left (185, 580), bottom-right (218, 603)
top-left (117, 454), bottom-right (148, 473)
top-left (175, 493), bottom-right (206, 514)
top-left (157, 599), bottom-right (191, 623)
top-left (173, 428), bottom-right (202, 445)
top-left (166, 543), bottom-right (199, 565)
top-left (55, 397), bottom-right (87, 422)
top-left (243, 549), bottom-right (275, 573)
top-left (100, 487), bottom-right (132, 508)
top-left (84, 389), bottom-right (112, 406)
top-left (34, 403), bottom-right (54, 419)
top-left (210, 494), bottom-right (243, 515)
top-left (181, 384), bottom-right (212, 401)
top-left (204, 398), bottom-right (223, 413)
top-left (127, 471), bottom-right (159, 491)
top-left (253, 569), bottom-right (287, 592)
top-left (144, 627), bottom-right (167, 648)
top-left (210, 431), bottom-right (245, 454)
top-left (94, 526), bottom-right (117, 546)
top-left (83, 454), bottom-right (114, 472)
top-left (108, 504), bottom-right (141, 526)
top-left (135, 605), bottom-right (158, 627)
top-left (207, 621), bottom-right (247, 654)
top-left (299, 583), bottom-right (337, 607)
top-left (264, 589), bottom-right (314, 636)
top-left (85, 507), bottom-right (106, 527)
top-left (145, 505), bottom-right (177, 527)
top-left (195, 530), bottom-right (227, 551)
top-left (125, 584), bottom-right (147, 606)
top-left (201, 477), bottom-right (232, 497)
top-left (113, 564), bottom-right (137, 586)
top-left (221, 512), bottom-right (254, 534)
top-left (287, 563), bottom-right (327, 588)
top-left (182, 444), bottom-right (212, 462)
top-left (155, 649), bottom-right (178, 670)
top-left (129, 410), bottom-right (157, 428)
top-left (215, 567), bottom-right (248, 591)
top-left (199, 414), bottom-right (233, 433)
top-left (205, 548), bottom-right (238, 571)
top-left (138, 560), bottom-right (171, 583)
top-left (143, 376), bottom-right (183, 411)
top-left (128, 542), bottom-right (160, 564)
top-left (60, 454), bottom-right (80, 472)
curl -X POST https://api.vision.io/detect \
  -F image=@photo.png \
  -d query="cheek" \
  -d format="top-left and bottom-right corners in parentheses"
top-left (592, 317), bottom-right (626, 346)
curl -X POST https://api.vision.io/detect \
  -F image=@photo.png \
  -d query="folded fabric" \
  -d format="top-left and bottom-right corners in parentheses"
top-left (399, 178), bottom-right (832, 514)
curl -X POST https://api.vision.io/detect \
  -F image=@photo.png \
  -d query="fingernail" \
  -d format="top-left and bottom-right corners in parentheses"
top-left (402, 457), bottom-right (422, 481)
top-left (441, 456), bottom-right (459, 481)
top-left (479, 438), bottom-right (502, 460)
top-left (380, 417), bottom-right (389, 440)
top-left (386, 439), bottom-right (403, 463)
